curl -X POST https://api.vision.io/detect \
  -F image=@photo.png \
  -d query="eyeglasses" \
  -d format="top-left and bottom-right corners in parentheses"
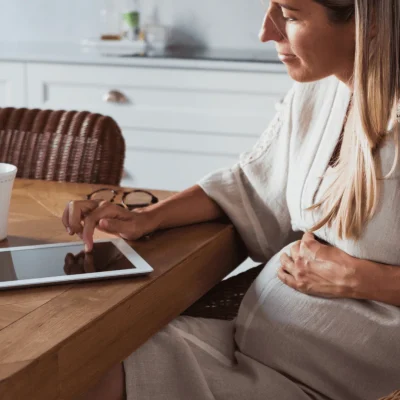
top-left (86, 188), bottom-right (159, 210)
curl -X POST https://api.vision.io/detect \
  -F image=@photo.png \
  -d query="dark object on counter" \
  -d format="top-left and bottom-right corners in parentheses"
top-left (101, 34), bottom-right (123, 40)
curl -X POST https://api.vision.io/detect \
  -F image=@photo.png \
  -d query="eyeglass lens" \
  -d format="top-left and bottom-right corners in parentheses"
top-left (90, 189), bottom-right (153, 206)
top-left (90, 189), bottom-right (115, 202)
top-left (124, 191), bottom-right (152, 206)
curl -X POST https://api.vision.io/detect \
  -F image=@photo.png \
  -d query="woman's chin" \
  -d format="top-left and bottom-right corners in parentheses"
top-left (284, 61), bottom-right (332, 83)
top-left (285, 67), bottom-right (305, 82)
top-left (286, 65), bottom-right (320, 83)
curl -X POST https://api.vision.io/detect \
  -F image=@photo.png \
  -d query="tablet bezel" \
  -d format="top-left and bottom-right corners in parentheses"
top-left (0, 239), bottom-right (154, 290)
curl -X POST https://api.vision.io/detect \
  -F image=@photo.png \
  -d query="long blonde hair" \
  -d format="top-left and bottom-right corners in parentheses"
top-left (308, 0), bottom-right (400, 240)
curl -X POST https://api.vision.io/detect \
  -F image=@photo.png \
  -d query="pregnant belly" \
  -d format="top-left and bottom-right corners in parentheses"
top-left (234, 243), bottom-right (400, 400)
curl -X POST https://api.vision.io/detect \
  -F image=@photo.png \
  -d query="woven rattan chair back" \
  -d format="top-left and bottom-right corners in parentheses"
top-left (0, 108), bottom-right (125, 185)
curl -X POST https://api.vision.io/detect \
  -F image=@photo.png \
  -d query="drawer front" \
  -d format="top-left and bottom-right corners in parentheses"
top-left (121, 128), bottom-right (257, 190)
top-left (121, 148), bottom-right (237, 191)
top-left (123, 128), bottom-right (258, 157)
top-left (27, 63), bottom-right (293, 136)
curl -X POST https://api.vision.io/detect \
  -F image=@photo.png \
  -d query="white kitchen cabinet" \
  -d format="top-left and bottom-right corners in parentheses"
top-left (0, 62), bottom-right (26, 107)
top-left (26, 62), bottom-right (293, 190)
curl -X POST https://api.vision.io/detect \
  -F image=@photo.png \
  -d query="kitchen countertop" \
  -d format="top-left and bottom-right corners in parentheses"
top-left (0, 42), bottom-right (286, 72)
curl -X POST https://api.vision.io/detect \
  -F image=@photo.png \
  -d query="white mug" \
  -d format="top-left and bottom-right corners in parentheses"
top-left (0, 163), bottom-right (18, 241)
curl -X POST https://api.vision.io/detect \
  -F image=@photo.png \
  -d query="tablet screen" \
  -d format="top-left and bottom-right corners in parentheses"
top-left (0, 242), bottom-right (136, 282)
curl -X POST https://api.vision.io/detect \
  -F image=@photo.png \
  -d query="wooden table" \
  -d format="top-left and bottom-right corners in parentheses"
top-left (0, 179), bottom-right (246, 400)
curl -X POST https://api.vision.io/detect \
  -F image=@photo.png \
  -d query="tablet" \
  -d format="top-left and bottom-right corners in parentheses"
top-left (0, 239), bottom-right (153, 290)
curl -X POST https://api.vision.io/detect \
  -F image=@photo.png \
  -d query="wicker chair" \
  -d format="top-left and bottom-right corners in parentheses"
top-left (0, 107), bottom-right (125, 185)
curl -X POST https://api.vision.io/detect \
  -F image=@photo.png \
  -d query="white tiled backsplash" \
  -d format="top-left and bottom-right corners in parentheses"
top-left (0, 0), bottom-right (273, 51)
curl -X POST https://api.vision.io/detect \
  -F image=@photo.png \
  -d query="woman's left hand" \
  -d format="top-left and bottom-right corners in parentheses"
top-left (278, 232), bottom-right (358, 298)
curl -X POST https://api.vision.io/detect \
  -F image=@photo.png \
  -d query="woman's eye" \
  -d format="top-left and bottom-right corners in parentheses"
top-left (282, 16), bottom-right (296, 22)
top-left (278, 6), bottom-right (297, 22)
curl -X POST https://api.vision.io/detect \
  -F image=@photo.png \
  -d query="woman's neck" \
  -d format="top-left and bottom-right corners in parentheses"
top-left (334, 65), bottom-right (355, 92)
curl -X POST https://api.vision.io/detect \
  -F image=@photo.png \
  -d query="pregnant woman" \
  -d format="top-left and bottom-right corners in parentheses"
top-left (63, 1), bottom-right (400, 399)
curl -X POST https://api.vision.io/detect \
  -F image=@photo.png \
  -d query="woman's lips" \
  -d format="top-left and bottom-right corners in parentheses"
top-left (278, 53), bottom-right (297, 62)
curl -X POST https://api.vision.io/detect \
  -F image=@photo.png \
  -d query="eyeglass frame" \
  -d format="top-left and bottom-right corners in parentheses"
top-left (86, 188), bottom-right (159, 210)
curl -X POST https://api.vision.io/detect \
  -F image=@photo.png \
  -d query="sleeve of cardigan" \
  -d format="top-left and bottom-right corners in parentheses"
top-left (197, 85), bottom-right (300, 262)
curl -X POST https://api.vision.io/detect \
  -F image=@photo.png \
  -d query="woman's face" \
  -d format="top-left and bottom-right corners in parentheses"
top-left (260, 0), bottom-right (356, 84)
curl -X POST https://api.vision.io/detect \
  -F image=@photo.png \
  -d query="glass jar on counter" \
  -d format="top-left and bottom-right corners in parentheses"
top-left (142, 2), bottom-right (168, 50)
top-left (100, 0), bottom-right (123, 40)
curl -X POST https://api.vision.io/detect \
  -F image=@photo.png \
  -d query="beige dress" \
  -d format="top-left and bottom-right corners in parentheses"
top-left (124, 76), bottom-right (400, 400)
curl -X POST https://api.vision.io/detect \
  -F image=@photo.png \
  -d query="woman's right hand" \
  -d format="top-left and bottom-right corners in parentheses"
top-left (61, 200), bottom-right (157, 252)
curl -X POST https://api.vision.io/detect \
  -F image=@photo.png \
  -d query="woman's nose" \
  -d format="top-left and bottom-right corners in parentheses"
top-left (259, 10), bottom-right (283, 43)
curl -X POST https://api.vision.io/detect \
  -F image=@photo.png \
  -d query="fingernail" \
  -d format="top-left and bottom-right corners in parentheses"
top-left (67, 227), bottom-right (72, 235)
top-left (85, 244), bottom-right (90, 253)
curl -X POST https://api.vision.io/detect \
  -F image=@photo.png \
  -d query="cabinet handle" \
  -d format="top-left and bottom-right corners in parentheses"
top-left (103, 90), bottom-right (129, 104)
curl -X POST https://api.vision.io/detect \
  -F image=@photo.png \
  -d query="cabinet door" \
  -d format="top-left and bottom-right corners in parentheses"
top-left (0, 62), bottom-right (26, 107)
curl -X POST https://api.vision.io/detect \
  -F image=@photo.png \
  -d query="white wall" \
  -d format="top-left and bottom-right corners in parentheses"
top-left (0, 0), bottom-right (271, 50)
